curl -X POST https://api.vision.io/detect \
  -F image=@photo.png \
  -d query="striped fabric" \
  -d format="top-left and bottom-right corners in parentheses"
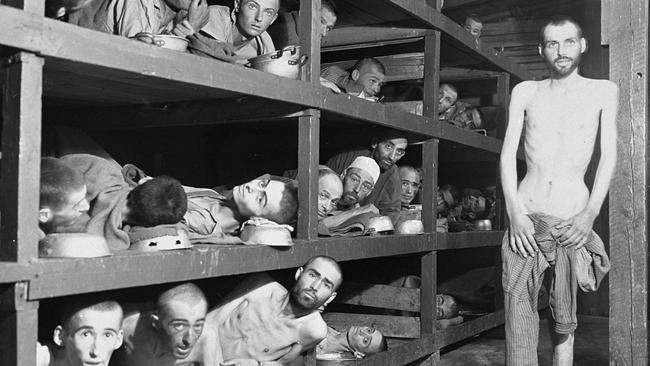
top-left (501, 212), bottom-right (610, 365)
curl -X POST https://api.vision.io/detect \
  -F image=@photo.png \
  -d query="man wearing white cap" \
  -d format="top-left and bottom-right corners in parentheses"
top-left (336, 156), bottom-right (380, 211)
top-left (326, 129), bottom-right (407, 216)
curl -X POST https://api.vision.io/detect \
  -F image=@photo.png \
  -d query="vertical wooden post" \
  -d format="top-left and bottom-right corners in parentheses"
top-left (0, 282), bottom-right (38, 366)
top-left (420, 30), bottom-right (440, 361)
top-left (494, 72), bottom-right (510, 232)
top-left (603, 0), bottom-right (649, 364)
top-left (299, 0), bottom-right (320, 84)
top-left (296, 110), bottom-right (320, 240)
top-left (1, 52), bottom-right (43, 263)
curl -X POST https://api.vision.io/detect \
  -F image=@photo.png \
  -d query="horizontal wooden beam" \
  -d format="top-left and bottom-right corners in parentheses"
top-left (322, 27), bottom-right (430, 50)
top-left (442, 0), bottom-right (489, 11)
top-left (335, 282), bottom-right (420, 312)
top-left (27, 234), bottom-right (436, 299)
top-left (436, 231), bottom-right (504, 250)
top-left (435, 309), bottom-right (504, 347)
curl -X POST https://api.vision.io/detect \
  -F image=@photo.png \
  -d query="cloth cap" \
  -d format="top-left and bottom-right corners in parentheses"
top-left (346, 156), bottom-right (380, 185)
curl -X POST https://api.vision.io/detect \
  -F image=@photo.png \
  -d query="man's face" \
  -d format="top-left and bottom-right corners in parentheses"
top-left (463, 18), bottom-right (483, 39)
top-left (318, 174), bottom-right (343, 218)
top-left (438, 85), bottom-right (458, 114)
top-left (347, 325), bottom-right (384, 357)
top-left (341, 168), bottom-right (374, 206)
top-left (156, 299), bottom-right (207, 359)
top-left (539, 22), bottom-right (584, 78)
top-left (318, 7), bottom-right (337, 38)
top-left (372, 138), bottom-right (408, 171)
top-left (461, 192), bottom-right (486, 219)
top-left (233, 176), bottom-right (285, 219)
top-left (436, 294), bottom-right (456, 319)
top-left (236, 0), bottom-right (279, 38)
top-left (399, 168), bottom-right (420, 205)
top-left (45, 185), bottom-right (90, 228)
top-left (291, 258), bottom-right (342, 311)
top-left (58, 308), bottom-right (123, 366)
top-left (352, 65), bottom-right (385, 98)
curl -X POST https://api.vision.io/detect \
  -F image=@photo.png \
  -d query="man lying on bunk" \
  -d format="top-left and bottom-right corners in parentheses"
top-left (67, 0), bottom-right (210, 39)
top-left (57, 154), bottom-right (188, 251)
top-left (194, 255), bottom-right (343, 366)
top-left (316, 324), bottom-right (387, 363)
top-left (438, 83), bottom-right (459, 119)
top-left (189, 0), bottom-right (279, 63)
top-left (113, 283), bottom-right (212, 366)
top-left (181, 173), bottom-right (298, 243)
top-left (37, 296), bottom-right (124, 366)
top-left (319, 156), bottom-right (380, 230)
top-left (317, 166), bottom-right (344, 220)
top-left (326, 129), bottom-right (407, 219)
top-left (39, 157), bottom-right (92, 236)
top-left (320, 58), bottom-right (386, 101)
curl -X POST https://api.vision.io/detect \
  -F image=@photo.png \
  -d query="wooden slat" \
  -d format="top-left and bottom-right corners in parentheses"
top-left (435, 309), bottom-right (504, 347)
top-left (296, 111), bottom-right (320, 240)
top-left (0, 263), bottom-right (35, 283)
top-left (48, 98), bottom-right (307, 129)
top-left (604, 0), bottom-right (649, 364)
top-left (420, 251), bottom-right (437, 335)
top-left (0, 52), bottom-right (42, 263)
top-left (27, 234), bottom-right (434, 299)
top-left (322, 27), bottom-right (430, 50)
top-left (436, 231), bottom-right (504, 250)
top-left (335, 282), bottom-right (420, 312)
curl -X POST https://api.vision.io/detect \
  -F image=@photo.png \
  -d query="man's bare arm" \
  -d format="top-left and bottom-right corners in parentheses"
top-left (500, 81), bottom-right (538, 257)
top-left (558, 81), bottom-right (619, 248)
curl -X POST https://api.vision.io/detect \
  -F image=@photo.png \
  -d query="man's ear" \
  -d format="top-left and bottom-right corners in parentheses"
top-left (580, 37), bottom-right (587, 53)
top-left (270, 13), bottom-right (278, 25)
top-left (537, 44), bottom-right (543, 57)
top-left (351, 69), bottom-right (360, 82)
top-left (295, 267), bottom-right (303, 281)
top-left (53, 326), bottom-right (65, 347)
top-left (39, 208), bottom-right (52, 224)
top-left (150, 313), bottom-right (160, 329)
top-left (114, 329), bottom-right (124, 349)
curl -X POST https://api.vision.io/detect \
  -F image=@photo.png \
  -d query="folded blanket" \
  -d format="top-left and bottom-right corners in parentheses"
top-left (318, 212), bottom-right (381, 237)
top-left (61, 154), bottom-right (131, 251)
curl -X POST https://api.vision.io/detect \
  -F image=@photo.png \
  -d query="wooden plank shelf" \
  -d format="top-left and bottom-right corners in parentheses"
top-left (435, 309), bottom-right (504, 348)
top-left (322, 27), bottom-right (430, 51)
top-left (436, 231), bottom-right (504, 250)
top-left (25, 234), bottom-right (434, 300)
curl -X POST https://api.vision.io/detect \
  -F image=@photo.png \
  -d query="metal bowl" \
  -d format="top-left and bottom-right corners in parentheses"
top-left (368, 215), bottom-right (395, 234)
top-left (248, 45), bottom-right (307, 79)
top-left (240, 218), bottom-right (294, 246)
top-left (129, 228), bottom-right (192, 252)
top-left (396, 219), bottom-right (424, 234)
top-left (473, 219), bottom-right (492, 231)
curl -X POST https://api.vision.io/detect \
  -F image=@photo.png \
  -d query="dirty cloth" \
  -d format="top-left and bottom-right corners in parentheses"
top-left (502, 212), bottom-right (610, 365)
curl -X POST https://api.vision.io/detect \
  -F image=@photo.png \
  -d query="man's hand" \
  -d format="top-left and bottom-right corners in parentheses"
top-left (508, 212), bottom-right (538, 258)
top-left (319, 77), bottom-right (341, 93)
top-left (184, 0), bottom-right (209, 33)
top-left (555, 208), bottom-right (597, 249)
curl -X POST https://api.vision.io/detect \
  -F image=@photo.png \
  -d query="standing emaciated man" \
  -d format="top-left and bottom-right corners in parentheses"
top-left (500, 16), bottom-right (617, 366)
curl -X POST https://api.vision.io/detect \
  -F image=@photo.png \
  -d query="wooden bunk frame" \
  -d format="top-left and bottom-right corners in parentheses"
top-left (0, 1), bottom-right (536, 365)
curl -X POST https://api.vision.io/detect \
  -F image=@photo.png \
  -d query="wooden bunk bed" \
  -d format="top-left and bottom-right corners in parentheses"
top-left (0, 1), bottom-right (535, 365)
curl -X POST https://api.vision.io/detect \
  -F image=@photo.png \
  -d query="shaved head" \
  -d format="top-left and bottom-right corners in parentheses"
top-left (157, 283), bottom-right (207, 313)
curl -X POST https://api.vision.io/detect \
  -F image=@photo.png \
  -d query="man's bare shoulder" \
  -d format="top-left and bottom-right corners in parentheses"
top-left (301, 312), bottom-right (328, 342)
top-left (585, 78), bottom-right (618, 95)
top-left (511, 80), bottom-right (543, 100)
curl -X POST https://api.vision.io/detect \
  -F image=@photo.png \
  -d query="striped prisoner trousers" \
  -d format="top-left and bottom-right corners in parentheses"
top-left (501, 213), bottom-right (607, 366)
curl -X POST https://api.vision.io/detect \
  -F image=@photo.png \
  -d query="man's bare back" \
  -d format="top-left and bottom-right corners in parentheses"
top-left (516, 76), bottom-right (617, 219)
